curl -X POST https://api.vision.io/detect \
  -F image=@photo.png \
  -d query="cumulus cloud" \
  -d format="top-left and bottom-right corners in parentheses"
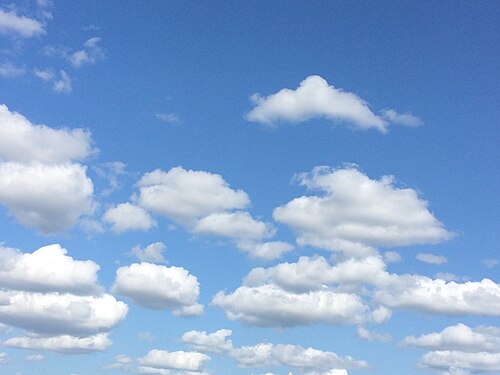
top-left (416, 253), bottom-right (448, 265)
top-left (112, 262), bottom-right (203, 315)
top-left (236, 241), bottom-right (294, 261)
top-left (181, 329), bottom-right (233, 354)
top-left (420, 351), bottom-right (500, 373)
top-left (137, 167), bottom-right (249, 224)
top-left (138, 350), bottom-right (210, 373)
top-left (356, 326), bottom-right (392, 342)
top-left (0, 9), bottom-right (45, 38)
top-left (0, 104), bottom-right (93, 164)
top-left (246, 75), bottom-right (420, 132)
top-left (212, 284), bottom-right (368, 327)
top-left (0, 244), bottom-right (100, 295)
top-left (103, 203), bottom-right (156, 232)
top-left (0, 162), bottom-right (94, 233)
top-left (274, 166), bottom-right (452, 257)
top-left (131, 242), bottom-right (167, 264)
top-left (3, 333), bottom-right (111, 353)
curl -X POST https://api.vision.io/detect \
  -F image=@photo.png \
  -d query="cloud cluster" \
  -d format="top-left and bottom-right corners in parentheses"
top-left (402, 324), bottom-right (500, 374)
top-left (274, 166), bottom-right (452, 257)
top-left (246, 75), bottom-right (421, 132)
top-left (105, 166), bottom-right (293, 260)
top-left (0, 244), bottom-right (127, 353)
top-left (112, 262), bottom-right (203, 316)
top-left (0, 105), bottom-right (95, 233)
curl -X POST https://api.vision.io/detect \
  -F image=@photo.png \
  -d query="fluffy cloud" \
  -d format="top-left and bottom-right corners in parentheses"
top-left (112, 262), bottom-right (202, 315)
top-left (0, 9), bottom-right (45, 38)
top-left (131, 242), bottom-right (167, 264)
top-left (103, 203), bottom-right (156, 232)
top-left (356, 326), bottom-right (392, 342)
top-left (212, 284), bottom-right (368, 327)
top-left (138, 350), bottom-right (210, 373)
top-left (0, 244), bottom-right (100, 295)
top-left (137, 167), bottom-right (249, 224)
top-left (0, 104), bottom-right (93, 164)
top-left (181, 329), bottom-right (233, 354)
top-left (416, 253), bottom-right (448, 265)
top-left (420, 351), bottom-right (500, 373)
top-left (274, 166), bottom-right (452, 257)
top-left (401, 324), bottom-right (500, 353)
top-left (236, 241), bottom-right (294, 261)
top-left (229, 343), bottom-right (367, 370)
top-left (3, 333), bottom-right (111, 353)
top-left (246, 75), bottom-right (421, 132)
top-left (0, 162), bottom-right (94, 233)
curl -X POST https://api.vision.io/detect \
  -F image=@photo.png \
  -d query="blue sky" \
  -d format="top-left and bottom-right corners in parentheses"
top-left (0, 1), bottom-right (499, 375)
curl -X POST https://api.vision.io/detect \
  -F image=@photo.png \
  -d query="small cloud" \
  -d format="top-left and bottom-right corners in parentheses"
top-left (83, 24), bottom-right (101, 32)
top-left (156, 112), bottom-right (181, 124)
top-left (0, 9), bottom-right (45, 38)
top-left (380, 109), bottom-right (423, 127)
top-left (138, 331), bottom-right (155, 342)
top-left (356, 326), bottom-right (392, 342)
top-left (0, 62), bottom-right (25, 78)
top-left (52, 70), bottom-right (72, 93)
top-left (131, 242), bottom-right (167, 264)
top-left (69, 37), bottom-right (105, 68)
top-left (25, 354), bottom-right (44, 362)
top-left (384, 251), bottom-right (401, 263)
top-left (33, 68), bottom-right (54, 81)
top-left (416, 253), bottom-right (447, 265)
top-left (481, 258), bottom-right (498, 268)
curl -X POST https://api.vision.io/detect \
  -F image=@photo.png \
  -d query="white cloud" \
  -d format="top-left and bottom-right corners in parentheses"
top-left (0, 62), bottom-right (25, 78)
top-left (131, 242), bottom-right (167, 264)
top-left (137, 167), bottom-right (249, 224)
top-left (0, 104), bottom-right (93, 164)
top-left (274, 166), bottom-right (452, 257)
top-left (0, 162), bottom-right (94, 233)
top-left (33, 68), bottom-right (54, 81)
top-left (356, 326), bottom-right (392, 342)
top-left (25, 354), bottom-right (44, 361)
top-left (212, 284), bottom-right (368, 327)
top-left (236, 241), bottom-right (294, 260)
top-left (103, 203), bottom-right (156, 232)
top-left (3, 333), bottom-right (111, 353)
top-left (138, 350), bottom-right (210, 373)
top-left (156, 112), bottom-right (180, 124)
top-left (52, 70), bottom-right (72, 93)
top-left (181, 329), bottom-right (233, 354)
top-left (383, 251), bottom-right (402, 263)
top-left (112, 262), bottom-right (202, 315)
top-left (0, 291), bottom-right (127, 336)
top-left (193, 211), bottom-right (274, 241)
top-left (380, 109), bottom-right (423, 127)
top-left (0, 244), bottom-right (100, 295)
top-left (229, 343), bottom-right (367, 370)
top-left (0, 9), bottom-right (45, 38)
top-left (305, 370), bottom-right (348, 375)
top-left (68, 37), bottom-right (105, 67)
top-left (246, 75), bottom-right (417, 132)
top-left (401, 323), bottom-right (500, 353)
top-left (416, 253), bottom-right (448, 265)
top-left (0, 352), bottom-right (7, 363)
top-left (420, 351), bottom-right (500, 373)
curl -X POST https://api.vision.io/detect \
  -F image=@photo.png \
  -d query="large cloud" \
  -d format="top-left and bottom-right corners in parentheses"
top-left (0, 162), bottom-right (94, 233)
top-left (0, 104), bottom-right (93, 164)
top-left (0, 9), bottom-right (45, 38)
top-left (112, 262), bottom-right (203, 316)
top-left (274, 166), bottom-right (452, 256)
top-left (137, 167), bottom-right (249, 224)
top-left (246, 75), bottom-right (421, 132)
top-left (0, 244), bottom-right (100, 295)
top-left (0, 244), bottom-right (127, 353)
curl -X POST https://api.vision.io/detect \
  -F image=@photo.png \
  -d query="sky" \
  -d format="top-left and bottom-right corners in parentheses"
top-left (0, 1), bottom-right (499, 375)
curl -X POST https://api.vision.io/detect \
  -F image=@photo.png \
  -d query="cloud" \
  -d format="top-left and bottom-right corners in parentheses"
top-left (0, 162), bottom-right (94, 233)
top-left (0, 244), bottom-right (101, 295)
top-left (103, 203), bottom-right (156, 232)
top-left (52, 70), bottom-right (72, 93)
top-left (0, 104), bottom-right (93, 164)
top-left (416, 253), bottom-right (448, 265)
top-left (229, 343), bottom-right (367, 370)
top-left (0, 62), bottom-right (25, 78)
top-left (68, 37), bottom-right (105, 68)
top-left (24, 354), bottom-right (44, 361)
top-left (482, 259), bottom-right (498, 268)
top-left (420, 351), bottom-right (500, 373)
top-left (156, 112), bottom-right (181, 124)
top-left (356, 326), bottom-right (392, 342)
top-left (138, 350), bottom-right (210, 373)
top-left (274, 166), bottom-right (452, 257)
top-left (246, 75), bottom-right (419, 132)
top-left (3, 333), bottom-right (111, 353)
top-left (131, 242), bottom-right (167, 264)
top-left (236, 241), bottom-right (294, 261)
top-left (212, 283), bottom-right (368, 327)
top-left (181, 329), bottom-right (234, 354)
top-left (193, 211), bottom-right (274, 241)
top-left (401, 324), bottom-right (500, 353)
top-left (137, 167), bottom-right (250, 224)
top-left (112, 262), bottom-right (203, 315)
top-left (33, 68), bottom-right (54, 81)
top-left (0, 9), bottom-right (45, 38)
